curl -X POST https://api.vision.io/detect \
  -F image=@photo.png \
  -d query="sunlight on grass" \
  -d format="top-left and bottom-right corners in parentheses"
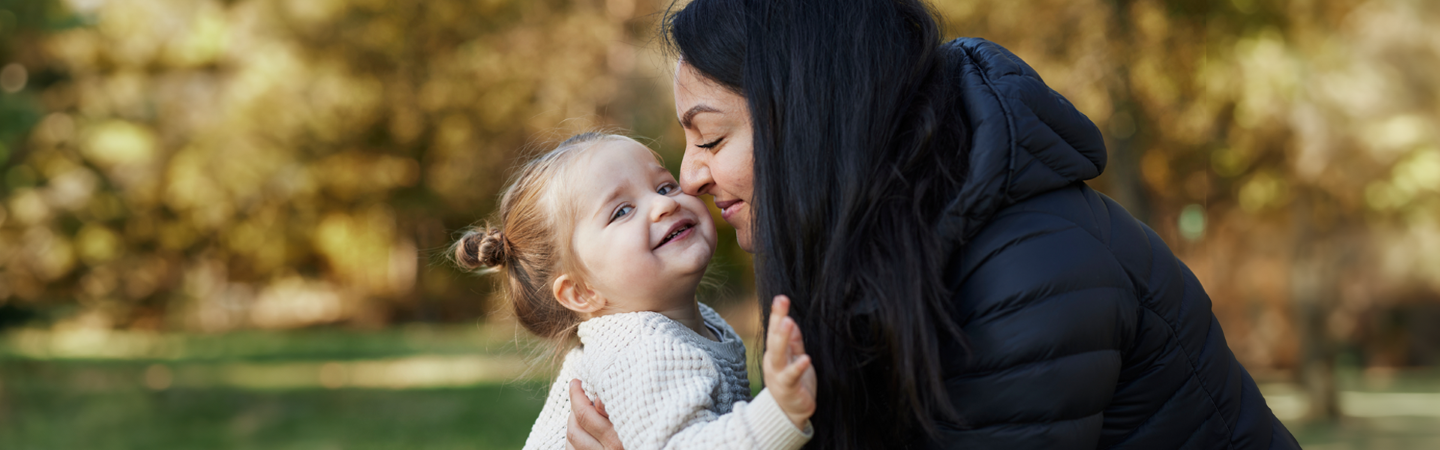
top-left (143, 355), bottom-right (536, 390)
top-left (5, 329), bottom-right (1440, 449)
top-left (1264, 385), bottom-right (1440, 420)
top-left (1262, 369), bottom-right (1440, 450)
top-left (0, 327), bottom-right (552, 449)
top-left (0, 324), bottom-right (535, 361)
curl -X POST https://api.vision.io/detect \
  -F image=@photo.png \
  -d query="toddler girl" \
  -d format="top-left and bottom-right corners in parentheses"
top-left (453, 132), bottom-right (816, 450)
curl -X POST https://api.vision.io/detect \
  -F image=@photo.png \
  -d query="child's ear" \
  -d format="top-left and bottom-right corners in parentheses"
top-left (553, 274), bottom-right (606, 314)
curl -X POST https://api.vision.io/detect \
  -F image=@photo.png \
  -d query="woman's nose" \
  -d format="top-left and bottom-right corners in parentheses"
top-left (679, 151), bottom-right (713, 196)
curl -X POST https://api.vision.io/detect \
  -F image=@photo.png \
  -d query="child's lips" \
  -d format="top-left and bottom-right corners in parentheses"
top-left (657, 226), bottom-right (695, 249)
top-left (655, 219), bottom-right (696, 249)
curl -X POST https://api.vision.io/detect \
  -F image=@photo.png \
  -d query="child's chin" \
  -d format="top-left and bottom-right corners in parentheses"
top-left (669, 235), bottom-right (716, 257)
top-left (668, 250), bottom-right (714, 276)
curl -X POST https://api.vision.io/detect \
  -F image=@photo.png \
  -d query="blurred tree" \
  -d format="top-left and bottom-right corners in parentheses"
top-left (0, 0), bottom-right (1437, 425)
top-left (0, 0), bottom-right (712, 331)
top-left (0, 0), bottom-right (72, 327)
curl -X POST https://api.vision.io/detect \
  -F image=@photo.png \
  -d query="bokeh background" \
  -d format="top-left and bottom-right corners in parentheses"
top-left (0, 0), bottom-right (1437, 448)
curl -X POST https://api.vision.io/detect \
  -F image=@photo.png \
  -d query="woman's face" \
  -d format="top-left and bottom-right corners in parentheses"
top-left (673, 62), bottom-right (757, 252)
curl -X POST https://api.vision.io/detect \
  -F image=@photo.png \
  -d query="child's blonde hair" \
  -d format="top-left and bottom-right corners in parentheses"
top-left (453, 131), bottom-right (634, 343)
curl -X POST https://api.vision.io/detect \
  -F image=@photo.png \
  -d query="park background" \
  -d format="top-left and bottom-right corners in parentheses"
top-left (0, 0), bottom-right (1438, 448)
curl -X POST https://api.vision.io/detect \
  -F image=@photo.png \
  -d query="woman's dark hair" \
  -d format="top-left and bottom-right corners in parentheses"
top-left (665, 0), bottom-right (971, 448)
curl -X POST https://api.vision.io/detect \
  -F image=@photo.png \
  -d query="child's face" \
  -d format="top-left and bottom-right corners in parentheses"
top-left (568, 139), bottom-right (718, 312)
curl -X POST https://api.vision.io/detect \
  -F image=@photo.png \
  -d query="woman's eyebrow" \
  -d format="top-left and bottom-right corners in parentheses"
top-left (679, 104), bottom-right (721, 129)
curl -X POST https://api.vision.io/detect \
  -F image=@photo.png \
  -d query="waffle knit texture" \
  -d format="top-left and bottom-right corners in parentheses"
top-left (521, 302), bottom-right (812, 450)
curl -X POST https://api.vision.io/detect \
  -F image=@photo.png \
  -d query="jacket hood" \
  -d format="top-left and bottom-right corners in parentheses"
top-left (936, 38), bottom-right (1108, 246)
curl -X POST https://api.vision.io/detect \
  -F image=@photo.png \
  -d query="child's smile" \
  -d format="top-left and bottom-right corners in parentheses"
top-left (654, 218), bottom-right (697, 249)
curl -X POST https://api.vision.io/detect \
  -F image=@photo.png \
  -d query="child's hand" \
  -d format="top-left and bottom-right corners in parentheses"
top-left (763, 295), bottom-right (817, 430)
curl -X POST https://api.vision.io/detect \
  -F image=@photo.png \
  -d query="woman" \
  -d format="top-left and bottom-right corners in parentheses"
top-left (567, 0), bottom-right (1301, 448)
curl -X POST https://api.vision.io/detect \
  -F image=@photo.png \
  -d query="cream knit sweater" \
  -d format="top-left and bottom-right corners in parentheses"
top-left (522, 303), bottom-right (813, 450)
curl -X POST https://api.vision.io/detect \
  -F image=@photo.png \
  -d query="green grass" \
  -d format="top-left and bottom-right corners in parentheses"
top-left (1, 326), bottom-right (552, 449)
top-left (0, 380), bottom-right (548, 449)
top-left (1288, 418), bottom-right (1440, 450)
top-left (3, 328), bottom-right (1440, 449)
top-left (0, 324), bottom-right (534, 362)
top-left (1272, 367), bottom-right (1440, 450)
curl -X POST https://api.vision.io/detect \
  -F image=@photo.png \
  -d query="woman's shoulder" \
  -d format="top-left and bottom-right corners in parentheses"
top-left (953, 184), bottom-right (1125, 268)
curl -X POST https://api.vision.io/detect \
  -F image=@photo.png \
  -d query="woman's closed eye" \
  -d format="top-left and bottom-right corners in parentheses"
top-left (696, 137), bottom-right (723, 150)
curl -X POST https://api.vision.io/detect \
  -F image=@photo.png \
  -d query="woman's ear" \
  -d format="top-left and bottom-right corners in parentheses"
top-left (553, 274), bottom-right (606, 314)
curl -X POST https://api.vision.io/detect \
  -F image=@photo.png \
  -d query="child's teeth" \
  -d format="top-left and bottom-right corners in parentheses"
top-left (665, 225), bottom-right (688, 242)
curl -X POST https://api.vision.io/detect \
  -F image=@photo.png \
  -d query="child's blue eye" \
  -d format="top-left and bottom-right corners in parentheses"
top-left (657, 183), bottom-right (678, 195)
top-left (610, 205), bottom-right (634, 222)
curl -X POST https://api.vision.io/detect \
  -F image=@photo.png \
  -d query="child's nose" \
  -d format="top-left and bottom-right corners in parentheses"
top-left (649, 195), bottom-right (680, 221)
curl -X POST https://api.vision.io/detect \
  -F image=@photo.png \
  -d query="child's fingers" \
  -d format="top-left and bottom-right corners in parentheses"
top-left (786, 316), bottom-right (807, 361)
top-left (764, 296), bottom-right (792, 370)
top-left (764, 317), bottom-right (790, 372)
top-left (767, 295), bottom-right (790, 334)
top-left (778, 354), bottom-right (812, 386)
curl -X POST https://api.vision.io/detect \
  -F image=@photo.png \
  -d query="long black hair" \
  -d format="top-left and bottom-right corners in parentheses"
top-left (665, 0), bottom-right (971, 448)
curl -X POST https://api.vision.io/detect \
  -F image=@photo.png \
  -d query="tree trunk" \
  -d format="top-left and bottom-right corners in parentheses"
top-left (1103, 0), bottom-right (1152, 225)
top-left (1290, 188), bottom-right (1341, 421)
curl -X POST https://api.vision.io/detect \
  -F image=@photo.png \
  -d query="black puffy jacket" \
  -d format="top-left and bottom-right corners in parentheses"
top-left (927, 38), bottom-right (1301, 449)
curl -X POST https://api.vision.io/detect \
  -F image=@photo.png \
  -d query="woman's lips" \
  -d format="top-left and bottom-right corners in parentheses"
top-left (715, 199), bottom-right (744, 220)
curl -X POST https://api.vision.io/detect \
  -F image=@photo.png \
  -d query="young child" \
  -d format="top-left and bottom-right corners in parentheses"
top-left (453, 132), bottom-right (816, 450)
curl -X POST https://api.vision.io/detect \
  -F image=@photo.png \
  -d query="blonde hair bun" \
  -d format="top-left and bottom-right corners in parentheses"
top-left (457, 227), bottom-right (507, 270)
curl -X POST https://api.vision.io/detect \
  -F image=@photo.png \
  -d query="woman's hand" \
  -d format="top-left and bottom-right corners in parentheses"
top-left (566, 379), bottom-right (625, 450)
top-left (764, 295), bottom-right (818, 429)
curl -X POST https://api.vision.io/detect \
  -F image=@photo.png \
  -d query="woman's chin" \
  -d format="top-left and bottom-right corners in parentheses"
top-left (725, 211), bottom-right (754, 253)
top-left (735, 231), bottom-right (753, 253)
